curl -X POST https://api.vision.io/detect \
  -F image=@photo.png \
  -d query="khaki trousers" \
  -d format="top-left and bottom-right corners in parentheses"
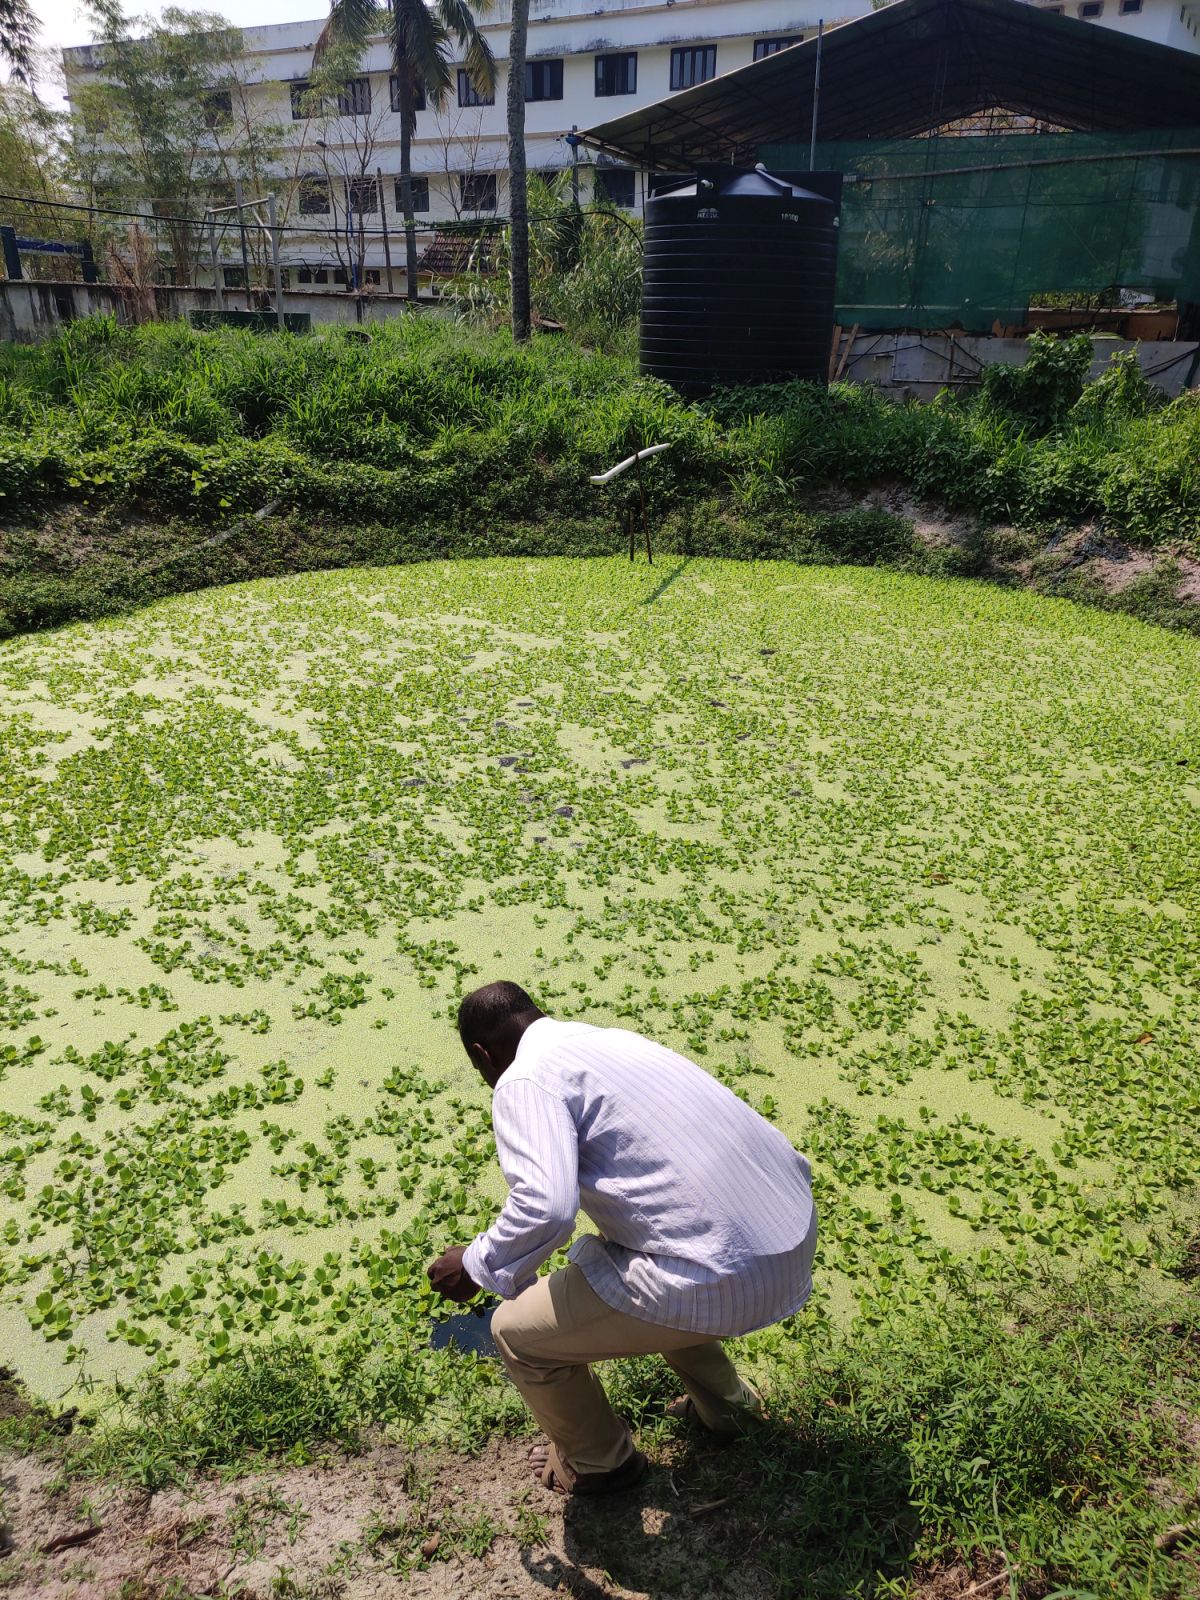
top-left (490, 1263), bottom-right (763, 1476)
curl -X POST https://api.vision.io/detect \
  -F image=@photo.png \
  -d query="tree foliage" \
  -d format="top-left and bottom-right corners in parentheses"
top-left (67, 6), bottom-right (285, 285)
top-left (0, 85), bottom-right (74, 250)
top-left (0, 0), bottom-right (38, 87)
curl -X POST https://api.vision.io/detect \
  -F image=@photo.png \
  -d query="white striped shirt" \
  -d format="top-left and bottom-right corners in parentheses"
top-left (461, 1017), bottom-right (817, 1337)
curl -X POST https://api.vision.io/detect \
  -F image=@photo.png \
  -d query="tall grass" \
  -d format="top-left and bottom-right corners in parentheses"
top-left (1, 315), bottom-right (1197, 546)
top-left (7, 1263), bottom-right (1198, 1600)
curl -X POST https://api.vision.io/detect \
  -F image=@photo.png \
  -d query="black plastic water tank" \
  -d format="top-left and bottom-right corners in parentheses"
top-left (640, 165), bottom-right (841, 396)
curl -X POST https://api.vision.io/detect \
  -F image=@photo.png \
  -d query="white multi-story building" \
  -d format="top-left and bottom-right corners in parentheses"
top-left (1035, 0), bottom-right (1200, 46)
top-left (61, 0), bottom-right (1199, 289)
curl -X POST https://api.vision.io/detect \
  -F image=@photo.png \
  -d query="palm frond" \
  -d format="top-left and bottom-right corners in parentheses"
top-left (392, 0), bottom-right (454, 105)
top-left (435, 0), bottom-right (497, 93)
top-left (315, 0), bottom-right (379, 61)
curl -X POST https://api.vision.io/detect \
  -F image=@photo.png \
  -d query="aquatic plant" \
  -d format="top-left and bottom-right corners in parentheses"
top-left (0, 556), bottom-right (1197, 1425)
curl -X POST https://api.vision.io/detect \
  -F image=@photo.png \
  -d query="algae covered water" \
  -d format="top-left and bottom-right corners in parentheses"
top-left (0, 557), bottom-right (1197, 1407)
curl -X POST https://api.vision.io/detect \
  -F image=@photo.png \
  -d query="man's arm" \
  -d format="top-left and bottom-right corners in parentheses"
top-left (429, 1078), bottom-right (579, 1302)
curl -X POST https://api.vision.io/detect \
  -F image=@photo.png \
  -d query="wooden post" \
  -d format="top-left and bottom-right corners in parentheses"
top-left (234, 179), bottom-right (252, 311)
top-left (833, 322), bottom-right (861, 381)
top-left (828, 322), bottom-right (842, 381)
top-left (634, 448), bottom-right (652, 565)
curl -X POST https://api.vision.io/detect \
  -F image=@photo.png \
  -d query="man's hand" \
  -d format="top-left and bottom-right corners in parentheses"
top-left (427, 1245), bottom-right (481, 1304)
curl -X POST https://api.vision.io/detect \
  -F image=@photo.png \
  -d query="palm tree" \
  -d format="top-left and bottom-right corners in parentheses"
top-left (506, 0), bottom-right (530, 341)
top-left (323, 0), bottom-right (495, 303)
top-left (0, 0), bottom-right (39, 86)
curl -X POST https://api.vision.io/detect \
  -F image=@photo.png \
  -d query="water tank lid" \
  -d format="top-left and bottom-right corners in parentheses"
top-left (652, 164), bottom-right (832, 205)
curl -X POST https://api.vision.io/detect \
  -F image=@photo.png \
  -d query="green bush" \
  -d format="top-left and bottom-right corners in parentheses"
top-left (1071, 347), bottom-right (1162, 425)
top-left (979, 330), bottom-right (1095, 430)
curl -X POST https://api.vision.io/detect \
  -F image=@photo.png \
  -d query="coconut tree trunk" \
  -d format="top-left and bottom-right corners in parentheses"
top-left (397, 65), bottom-right (420, 302)
top-left (507, 0), bottom-right (531, 342)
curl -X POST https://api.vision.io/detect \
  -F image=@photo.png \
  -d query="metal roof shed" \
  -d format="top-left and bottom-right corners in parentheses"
top-left (579, 0), bottom-right (1200, 166)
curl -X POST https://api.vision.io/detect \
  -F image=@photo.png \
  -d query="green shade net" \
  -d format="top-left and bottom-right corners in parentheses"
top-left (762, 129), bottom-right (1200, 331)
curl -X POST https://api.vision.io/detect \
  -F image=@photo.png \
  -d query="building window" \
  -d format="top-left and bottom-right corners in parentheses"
top-left (595, 167), bottom-right (636, 208)
top-left (298, 176), bottom-right (330, 215)
top-left (753, 36), bottom-right (802, 59)
top-left (222, 266), bottom-right (245, 288)
top-left (525, 59), bottom-right (563, 100)
top-left (298, 267), bottom-right (329, 285)
top-left (389, 73), bottom-right (427, 112)
top-left (364, 269), bottom-right (381, 286)
top-left (1119, 0), bottom-right (1142, 11)
top-left (202, 89), bottom-right (233, 126)
top-left (337, 76), bottom-right (372, 116)
top-left (346, 176), bottom-right (379, 213)
top-left (1077, 1), bottom-right (1103, 14)
top-left (670, 46), bottom-right (717, 90)
top-left (595, 52), bottom-right (637, 95)
top-left (394, 175), bottom-right (430, 212)
top-left (457, 69), bottom-right (494, 107)
top-left (289, 80), bottom-right (310, 120)
top-left (460, 172), bottom-right (497, 211)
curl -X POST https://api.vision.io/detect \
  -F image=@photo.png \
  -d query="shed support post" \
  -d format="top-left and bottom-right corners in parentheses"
top-left (809, 19), bottom-right (824, 169)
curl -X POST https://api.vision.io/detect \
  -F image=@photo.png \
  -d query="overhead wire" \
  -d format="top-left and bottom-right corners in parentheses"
top-left (0, 189), bottom-right (640, 244)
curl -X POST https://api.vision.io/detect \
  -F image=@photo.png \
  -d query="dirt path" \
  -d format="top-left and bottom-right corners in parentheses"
top-left (1, 1434), bottom-right (783, 1600)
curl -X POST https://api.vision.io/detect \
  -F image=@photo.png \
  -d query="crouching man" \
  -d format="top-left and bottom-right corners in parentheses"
top-left (426, 981), bottom-right (817, 1497)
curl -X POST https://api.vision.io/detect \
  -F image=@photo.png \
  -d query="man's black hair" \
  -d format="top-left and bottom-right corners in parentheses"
top-left (457, 981), bottom-right (542, 1048)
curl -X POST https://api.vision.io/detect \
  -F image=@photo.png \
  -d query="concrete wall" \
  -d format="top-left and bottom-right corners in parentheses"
top-left (834, 330), bottom-right (1200, 398)
top-left (4, 279), bottom-right (1198, 401)
top-left (1032, 0), bottom-right (1200, 49)
top-left (0, 279), bottom-right (451, 343)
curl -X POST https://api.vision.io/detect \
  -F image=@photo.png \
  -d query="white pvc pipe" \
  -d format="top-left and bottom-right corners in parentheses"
top-left (589, 442), bottom-right (672, 485)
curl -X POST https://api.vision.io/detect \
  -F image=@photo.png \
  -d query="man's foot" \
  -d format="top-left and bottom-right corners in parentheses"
top-left (528, 1441), bottom-right (648, 1497)
top-left (665, 1393), bottom-right (765, 1441)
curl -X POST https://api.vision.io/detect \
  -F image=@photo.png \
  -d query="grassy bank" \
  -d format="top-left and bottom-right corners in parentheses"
top-left (5, 1265), bottom-right (1199, 1599)
top-left (2, 317), bottom-right (1200, 639)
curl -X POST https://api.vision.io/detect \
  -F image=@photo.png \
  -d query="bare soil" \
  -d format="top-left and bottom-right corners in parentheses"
top-left (1, 1433), bottom-right (791, 1600)
top-left (852, 483), bottom-right (1200, 608)
top-left (2, 1430), bottom-right (1056, 1600)
top-left (858, 487), bottom-right (984, 552)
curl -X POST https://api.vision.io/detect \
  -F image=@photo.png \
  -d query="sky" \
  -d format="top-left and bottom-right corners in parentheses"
top-left (21, 0), bottom-right (326, 102)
